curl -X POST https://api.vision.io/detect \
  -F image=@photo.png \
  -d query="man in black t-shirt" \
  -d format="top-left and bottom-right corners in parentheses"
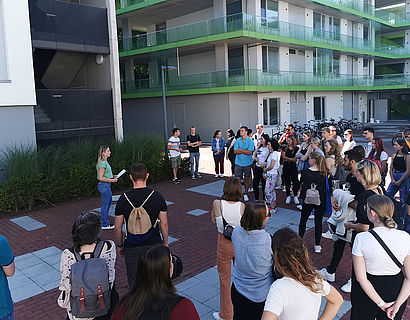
top-left (186, 126), bottom-right (202, 179)
top-left (320, 150), bottom-right (365, 293)
top-left (114, 163), bottom-right (168, 290)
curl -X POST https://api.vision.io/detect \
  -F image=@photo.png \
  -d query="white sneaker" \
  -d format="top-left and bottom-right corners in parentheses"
top-left (294, 196), bottom-right (300, 205)
top-left (249, 187), bottom-right (254, 192)
top-left (308, 214), bottom-right (315, 220)
top-left (341, 279), bottom-right (352, 293)
top-left (296, 204), bottom-right (302, 210)
top-left (282, 187), bottom-right (286, 192)
top-left (314, 245), bottom-right (322, 253)
top-left (215, 174), bottom-right (219, 178)
top-left (275, 185), bottom-right (282, 190)
top-left (244, 194), bottom-right (249, 201)
top-left (318, 268), bottom-right (335, 282)
top-left (285, 196), bottom-right (291, 204)
top-left (101, 225), bottom-right (114, 230)
top-left (212, 312), bottom-right (224, 320)
top-left (219, 174), bottom-right (224, 177)
top-left (322, 230), bottom-right (333, 239)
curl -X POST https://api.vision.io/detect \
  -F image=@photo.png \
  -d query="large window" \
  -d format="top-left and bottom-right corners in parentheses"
top-left (228, 46), bottom-right (244, 73)
top-left (313, 12), bottom-right (325, 37)
top-left (0, 0), bottom-right (8, 80)
top-left (262, 46), bottom-right (278, 72)
top-left (261, 0), bottom-right (278, 22)
top-left (313, 97), bottom-right (326, 120)
top-left (263, 98), bottom-right (280, 125)
top-left (329, 17), bottom-right (340, 40)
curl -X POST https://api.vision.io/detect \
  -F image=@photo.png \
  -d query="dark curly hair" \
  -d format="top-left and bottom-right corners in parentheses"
top-left (72, 211), bottom-right (101, 252)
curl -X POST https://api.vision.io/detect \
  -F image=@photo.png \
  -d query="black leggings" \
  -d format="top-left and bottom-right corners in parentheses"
top-left (351, 271), bottom-right (406, 320)
top-left (231, 283), bottom-right (265, 320)
top-left (253, 166), bottom-right (266, 200)
top-left (299, 203), bottom-right (324, 245)
top-left (283, 163), bottom-right (299, 196)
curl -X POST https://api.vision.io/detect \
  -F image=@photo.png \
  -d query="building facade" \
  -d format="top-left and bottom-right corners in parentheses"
top-left (117, 0), bottom-right (410, 140)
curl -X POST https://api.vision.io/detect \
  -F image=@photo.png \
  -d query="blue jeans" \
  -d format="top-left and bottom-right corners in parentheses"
top-left (189, 152), bottom-right (200, 176)
top-left (0, 310), bottom-right (14, 320)
top-left (387, 172), bottom-right (410, 221)
top-left (98, 182), bottom-right (112, 227)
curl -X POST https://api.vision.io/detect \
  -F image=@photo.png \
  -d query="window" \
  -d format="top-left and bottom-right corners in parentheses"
top-left (363, 25), bottom-right (369, 41)
top-left (0, 0), bottom-right (8, 80)
top-left (329, 17), bottom-right (340, 40)
top-left (313, 97), bottom-right (326, 120)
top-left (332, 55), bottom-right (340, 75)
top-left (289, 49), bottom-right (296, 54)
top-left (263, 98), bottom-right (280, 125)
top-left (262, 46), bottom-right (278, 72)
top-left (261, 0), bottom-right (278, 22)
top-left (313, 12), bottom-right (325, 37)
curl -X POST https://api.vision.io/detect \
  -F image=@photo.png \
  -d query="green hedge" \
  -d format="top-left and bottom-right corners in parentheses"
top-left (0, 135), bottom-right (189, 214)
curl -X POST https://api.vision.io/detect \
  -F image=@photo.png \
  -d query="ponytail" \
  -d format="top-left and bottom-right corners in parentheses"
top-left (309, 152), bottom-right (328, 177)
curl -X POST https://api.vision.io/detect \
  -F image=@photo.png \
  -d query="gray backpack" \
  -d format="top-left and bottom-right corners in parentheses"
top-left (304, 183), bottom-right (321, 206)
top-left (69, 241), bottom-right (111, 318)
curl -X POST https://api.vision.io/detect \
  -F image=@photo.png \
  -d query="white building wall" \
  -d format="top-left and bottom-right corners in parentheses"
top-left (166, 8), bottom-right (214, 29)
top-left (278, 1), bottom-right (289, 22)
top-left (257, 92), bottom-right (291, 127)
top-left (306, 91), bottom-right (343, 120)
top-left (229, 93), bottom-right (258, 130)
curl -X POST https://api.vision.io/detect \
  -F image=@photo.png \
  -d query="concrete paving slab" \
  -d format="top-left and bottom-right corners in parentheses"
top-left (31, 269), bottom-right (61, 287)
top-left (9, 216), bottom-right (46, 231)
top-left (187, 209), bottom-right (209, 216)
top-left (14, 253), bottom-right (43, 270)
top-left (194, 267), bottom-right (219, 286)
top-left (186, 180), bottom-right (225, 197)
top-left (183, 281), bottom-right (220, 303)
top-left (10, 281), bottom-right (44, 303)
top-left (32, 246), bottom-right (62, 259)
top-left (175, 277), bottom-right (201, 292)
top-left (166, 201), bottom-right (174, 206)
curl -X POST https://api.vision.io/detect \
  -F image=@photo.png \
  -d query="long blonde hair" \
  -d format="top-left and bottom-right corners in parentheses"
top-left (309, 151), bottom-right (329, 177)
top-left (367, 195), bottom-right (397, 229)
top-left (96, 145), bottom-right (109, 170)
top-left (326, 139), bottom-right (343, 166)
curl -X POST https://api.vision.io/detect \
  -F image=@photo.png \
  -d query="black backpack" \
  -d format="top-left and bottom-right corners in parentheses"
top-left (139, 295), bottom-right (184, 320)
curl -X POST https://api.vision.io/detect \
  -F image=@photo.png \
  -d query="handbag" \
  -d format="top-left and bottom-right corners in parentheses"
top-left (262, 151), bottom-right (272, 179)
top-left (304, 183), bottom-right (321, 206)
top-left (220, 200), bottom-right (234, 240)
top-left (171, 253), bottom-right (183, 279)
top-left (369, 230), bottom-right (403, 270)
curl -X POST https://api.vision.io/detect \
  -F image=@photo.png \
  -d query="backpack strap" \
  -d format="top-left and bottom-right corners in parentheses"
top-left (140, 190), bottom-right (155, 208)
top-left (123, 193), bottom-right (135, 208)
top-left (369, 230), bottom-right (403, 269)
top-left (219, 200), bottom-right (228, 228)
top-left (93, 240), bottom-right (106, 259)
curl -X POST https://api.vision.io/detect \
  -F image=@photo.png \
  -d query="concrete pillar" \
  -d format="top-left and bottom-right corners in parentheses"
top-left (247, 45), bottom-right (262, 70)
top-left (369, 59), bottom-right (374, 77)
top-left (279, 47), bottom-right (289, 71)
top-left (278, 1), bottom-right (289, 22)
top-left (213, 0), bottom-right (226, 18)
top-left (247, 0), bottom-right (261, 16)
top-left (404, 60), bottom-right (410, 74)
top-left (405, 30), bottom-right (410, 50)
top-left (340, 54), bottom-right (348, 75)
top-left (354, 57), bottom-right (363, 76)
top-left (147, 24), bottom-right (156, 46)
top-left (121, 17), bottom-right (132, 51)
top-left (340, 19), bottom-right (348, 36)
top-left (406, 0), bottom-right (410, 19)
top-left (305, 8), bottom-right (313, 28)
top-left (106, 0), bottom-right (123, 141)
top-left (305, 50), bottom-right (313, 73)
top-left (215, 42), bottom-right (228, 71)
top-left (123, 58), bottom-right (135, 82)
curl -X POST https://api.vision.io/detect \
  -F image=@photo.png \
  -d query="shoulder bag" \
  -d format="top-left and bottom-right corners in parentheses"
top-left (369, 229), bottom-right (403, 270)
top-left (220, 200), bottom-right (234, 240)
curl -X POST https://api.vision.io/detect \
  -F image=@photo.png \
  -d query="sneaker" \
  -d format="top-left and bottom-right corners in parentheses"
top-left (270, 207), bottom-right (277, 215)
top-left (215, 174), bottom-right (219, 178)
top-left (296, 204), bottom-right (302, 210)
top-left (341, 279), bottom-right (352, 293)
top-left (308, 214), bottom-right (315, 220)
top-left (219, 174), bottom-right (224, 178)
top-left (212, 312), bottom-right (224, 320)
top-left (176, 177), bottom-right (181, 182)
top-left (294, 196), bottom-right (300, 205)
top-left (314, 245), bottom-right (322, 253)
top-left (249, 187), bottom-right (254, 192)
top-left (196, 174), bottom-right (202, 178)
top-left (275, 185), bottom-right (282, 190)
top-left (282, 187), bottom-right (286, 192)
top-left (244, 194), bottom-right (249, 201)
top-left (322, 230), bottom-right (333, 239)
top-left (318, 268), bottom-right (335, 282)
top-left (102, 225), bottom-right (114, 230)
top-left (191, 175), bottom-right (196, 180)
top-left (173, 178), bottom-right (180, 184)
top-left (285, 196), bottom-right (291, 204)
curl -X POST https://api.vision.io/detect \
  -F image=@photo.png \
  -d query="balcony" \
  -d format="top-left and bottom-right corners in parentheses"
top-left (29, 0), bottom-right (109, 54)
top-left (119, 13), bottom-right (410, 59)
top-left (120, 69), bottom-right (410, 98)
top-left (115, 0), bottom-right (168, 14)
top-left (312, 0), bottom-right (409, 27)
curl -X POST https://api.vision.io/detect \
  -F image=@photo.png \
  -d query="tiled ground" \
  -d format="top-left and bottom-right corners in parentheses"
top-left (10, 216), bottom-right (46, 231)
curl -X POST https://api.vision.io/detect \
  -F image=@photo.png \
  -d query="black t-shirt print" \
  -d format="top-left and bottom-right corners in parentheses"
top-left (187, 134), bottom-right (201, 153)
top-left (345, 173), bottom-right (365, 199)
top-left (115, 187), bottom-right (167, 247)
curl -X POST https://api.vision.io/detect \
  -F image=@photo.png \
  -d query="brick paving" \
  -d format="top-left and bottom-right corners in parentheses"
top-left (2, 124), bottom-right (410, 319)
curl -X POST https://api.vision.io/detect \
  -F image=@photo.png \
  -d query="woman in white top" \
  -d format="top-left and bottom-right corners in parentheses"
top-left (341, 129), bottom-right (356, 157)
top-left (367, 138), bottom-right (389, 186)
top-left (351, 194), bottom-right (410, 320)
top-left (252, 133), bottom-right (270, 200)
top-left (264, 138), bottom-right (280, 214)
top-left (211, 178), bottom-right (245, 320)
top-left (262, 228), bottom-right (343, 320)
top-left (58, 211), bottom-right (118, 320)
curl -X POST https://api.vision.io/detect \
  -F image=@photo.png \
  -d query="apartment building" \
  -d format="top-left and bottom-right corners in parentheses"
top-left (116, 0), bottom-right (410, 140)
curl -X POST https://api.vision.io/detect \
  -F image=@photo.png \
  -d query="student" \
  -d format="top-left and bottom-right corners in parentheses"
top-left (234, 126), bottom-right (255, 202)
top-left (310, 137), bottom-right (325, 156)
top-left (351, 195), bottom-right (410, 320)
top-left (341, 129), bottom-right (356, 157)
top-left (252, 133), bottom-right (270, 200)
top-left (168, 128), bottom-right (183, 184)
top-left (212, 130), bottom-right (225, 178)
top-left (367, 138), bottom-right (388, 186)
top-left (253, 124), bottom-right (264, 147)
top-left (321, 127), bottom-right (332, 152)
top-left (264, 139), bottom-right (280, 214)
top-left (282, 135), bottom-right (300, 205)
top-left (324, 139), bottom-right (344, 187)
top-left (329, 125), bottom-right (343, 149)
top-left (298, 152), bottom-right (328, 253)
top-left (262, 228), bottom-right (343, 320)
top-left (58, 212), bottom-right (118, 320)
top-left (278, 124), bottom-right (294, 146)
top-left (211, 178), bottom-right (245, 320)
top-left (186, 126), bottom-right (202, 180)
top-left (111, 245), bottom-right (200, 320)
top-left (362, 127), bottom-right (375, 158)
top-left (231, 201), bottom-right (273, 320)
top-left (353, 145), bottom-right (366, 159)
top-left (298, 131), bottom-right (313, 172)
top-left (114, 163), bottom-right (168, 290)
top-left (0, 235), bottom-right (15, 320)
top-left (96, 146), bottom-right (118, 230)
top-left (225, 129), bottom-right (237, 176)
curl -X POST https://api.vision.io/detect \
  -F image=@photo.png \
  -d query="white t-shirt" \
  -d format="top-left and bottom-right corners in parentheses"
top-left (215, 200), bottom-right (242, 233)
top-left (352, 227), bottom-right (410, 275)
top-left (380, 151), bottom-right (388, 162)
top-left (266, 151), bottom-right (279, 174)
top-left (366, 141), bottom-right (372, 157)
top-left (168, 136), bottom-right (180, 157)
top-left (336, 135), bottom-right (343, 146)
top-left (264, 277), bottom-right (330, 320)
top-left (341, 140), bottom-right (356, 156)
top-left (255, 146), bottom-right (270, 167)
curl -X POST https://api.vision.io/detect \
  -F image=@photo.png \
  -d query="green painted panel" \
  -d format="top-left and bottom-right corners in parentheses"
top-left (116, 0), bottom-right (168, 15)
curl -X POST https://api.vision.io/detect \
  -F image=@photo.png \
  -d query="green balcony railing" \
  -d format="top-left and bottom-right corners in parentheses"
top-left (115, 0), bottom-right (167, 12)
top-left (312, 0), bottom-right (408, 26)
top-left (119, 13), bottom-right (409, 57)
top-left (120, 70), bottom-right (410, 96)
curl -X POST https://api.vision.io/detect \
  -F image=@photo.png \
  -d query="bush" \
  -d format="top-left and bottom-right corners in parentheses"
top-left (0, 135), bottom-right (181, 214)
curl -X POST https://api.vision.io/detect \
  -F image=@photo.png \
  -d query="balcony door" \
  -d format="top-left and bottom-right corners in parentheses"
top-left (263, 98), bottom-right (280, 126)
top-left (313, 96), bottom-right (326, 120)
top-left (313, 12), bottom-right (325, 37)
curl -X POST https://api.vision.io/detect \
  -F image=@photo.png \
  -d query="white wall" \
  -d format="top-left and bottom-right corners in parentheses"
top-left (0, 0), bottom-right (36, 107)
top-left (0, 0), bottom-right (7, 80)
top-left (306, 91), bottom-right (343, 120)
top-left (257, 92), bottom-right (291, 127)
top-left (0, 106), bottom-right (36, 149)
top-left (229, 92), bottom-right (258, 130)
top-left (288, 4), bottom-right (305, 26)
top-left (179, 51), bottom-right (216, 75)
top-left (166, 8), bottom-right (214, 29)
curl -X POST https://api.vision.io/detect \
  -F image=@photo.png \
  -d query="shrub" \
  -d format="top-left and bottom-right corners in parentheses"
top-left (0, 134), bottom-right (180, 214)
